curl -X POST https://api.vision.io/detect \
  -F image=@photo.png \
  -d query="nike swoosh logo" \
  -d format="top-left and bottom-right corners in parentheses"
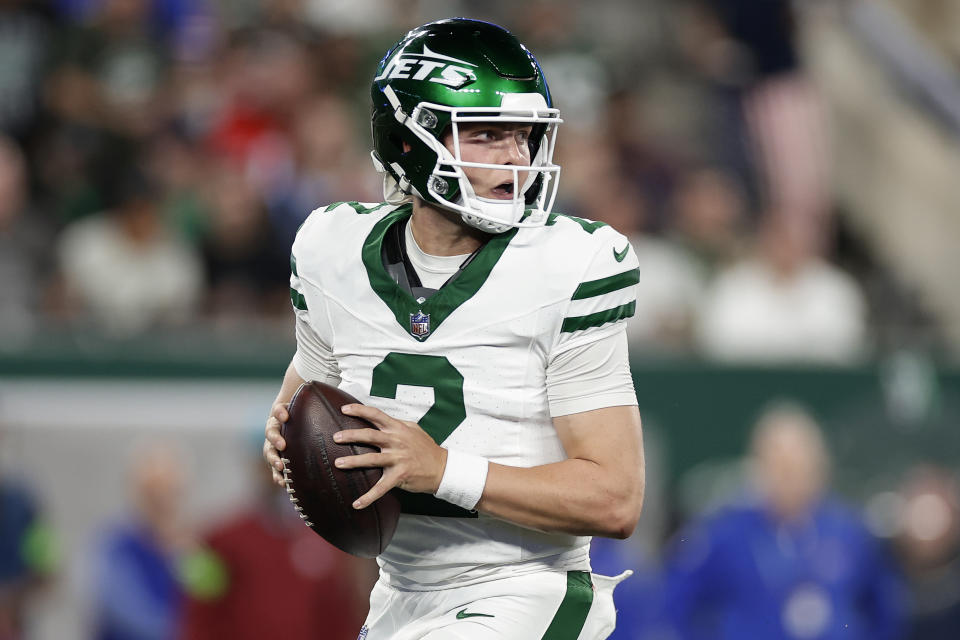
top-left (456, 608), bottom-right (495, 620)
top-left (613, 245), bottom-right (629, 262)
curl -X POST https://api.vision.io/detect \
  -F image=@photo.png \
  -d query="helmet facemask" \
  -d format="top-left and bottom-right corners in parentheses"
top-left (377, 89), bottom-right (561, 234)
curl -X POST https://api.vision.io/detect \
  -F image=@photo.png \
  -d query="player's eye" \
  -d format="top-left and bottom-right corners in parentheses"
top-left (471, 129), bottom-right (495, 141)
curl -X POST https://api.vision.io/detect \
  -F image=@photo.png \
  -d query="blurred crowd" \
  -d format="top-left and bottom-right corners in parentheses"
top-left (3, 404), bottom-right (959, 639)
top-left (0, 0), bottom-right (950, 360)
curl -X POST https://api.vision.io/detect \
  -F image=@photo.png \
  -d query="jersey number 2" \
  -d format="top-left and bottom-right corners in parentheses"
top-left (370, 352), bottom-right (466, 445)
top-left (369, 353), bottom-right (474, 517)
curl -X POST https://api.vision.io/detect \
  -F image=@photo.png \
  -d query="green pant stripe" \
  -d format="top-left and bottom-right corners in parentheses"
top-left (541, 571), bottom-right (593, 640)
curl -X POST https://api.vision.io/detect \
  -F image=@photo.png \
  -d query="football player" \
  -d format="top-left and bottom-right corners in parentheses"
top-left (264, 18), bottom-right (644, 640)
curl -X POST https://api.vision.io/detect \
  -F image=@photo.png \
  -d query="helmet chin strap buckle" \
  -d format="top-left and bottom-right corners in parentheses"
top-left (429, 176), bottom-right (449, 195)
top-left (416, 108), bottom-right (438, 130)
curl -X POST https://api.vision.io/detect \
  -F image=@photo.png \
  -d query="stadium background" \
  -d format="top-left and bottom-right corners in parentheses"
top-left (0, 0), bottom-right (958, 638)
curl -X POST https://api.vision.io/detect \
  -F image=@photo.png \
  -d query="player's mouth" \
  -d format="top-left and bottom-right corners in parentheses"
top-left (489, 181), bottom-right (515, 200)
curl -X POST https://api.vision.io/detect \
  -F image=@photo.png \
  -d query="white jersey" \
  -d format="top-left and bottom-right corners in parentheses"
top-left (289, 201), bottom-right (640, 589)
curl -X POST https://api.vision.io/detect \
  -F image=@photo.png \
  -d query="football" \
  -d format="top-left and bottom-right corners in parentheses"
top-left (279, 381), bottom-right (400, 558)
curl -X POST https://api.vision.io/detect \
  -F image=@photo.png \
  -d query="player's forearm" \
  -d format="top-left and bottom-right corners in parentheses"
top-left (274, 361), bottom-right (307, 407)
top-left (475, 457), bottom-right (644, 539)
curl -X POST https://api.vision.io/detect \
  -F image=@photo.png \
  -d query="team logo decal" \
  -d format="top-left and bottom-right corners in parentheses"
top-left (410, 310), bottom-right (431, 338)
top-left (374, 45), bottom-right (478, 89)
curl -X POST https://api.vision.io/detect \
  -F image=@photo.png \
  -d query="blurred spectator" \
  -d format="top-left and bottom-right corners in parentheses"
top-left (179, 445), bottom-right (373, 639)
top-left (0, 0), bottom-right (56, 141)
top-left (144, 131), bottom-right (208, 243)
top-left (198, 163), bottom-right (287, 320)
top-left (0, 429), bottom-right (58, 640)
top-left (47, 0), bottom-right (168, 138)
top-left (268, 94), bottom-right (379, 247)
top-left (601, 89), bottom-right (684, 231)
top-left (89, 442), bottom-right (192, 640)
top-left (0, 136), bottom-right (54, 343)
top-left (697, 215), bottom-right (867, 363)
top-left (624, 167), bottom-right (747, 352)
top-left (660, 404), bottom-right (905, 640)
top-left (893, 467), bottom-right (960, 640)
top-left (516, 0), bottom-right (606, 135)
top-left (55, 163), bottom-right (202, 335)
top-left (667, 167), bottom-right (746, 278)
top-left (679, 0), bottom-right (829, 226)
top-left (205, 27), bottom-right (312, 195)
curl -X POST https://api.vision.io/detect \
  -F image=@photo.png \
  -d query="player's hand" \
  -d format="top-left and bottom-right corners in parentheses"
top-left (334, 404), bottom-right (448, 510)
top-left (263, 402), bottom-right (290, 487)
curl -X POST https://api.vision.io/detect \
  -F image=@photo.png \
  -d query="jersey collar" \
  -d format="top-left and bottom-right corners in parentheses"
top-left (362, 204), bottom-right (518, 341)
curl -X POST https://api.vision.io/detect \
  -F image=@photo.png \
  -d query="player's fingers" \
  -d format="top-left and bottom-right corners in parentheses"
top-left (334, 452), bottom-right (388, 470)
top-left (352, 474), bottom-right (398, 510)
top-left (341, 404), bottom-right (401, 430)
top-left (271, 467), bottom-right (285, 487)
top-left (333, 427), bottom-right (388, 447)
top-left (265, 417), bottom-right (286, 450)
top-left (271, 404), bottom-right (289, 422)
top-left (263, 440), bottom-right (284, 471)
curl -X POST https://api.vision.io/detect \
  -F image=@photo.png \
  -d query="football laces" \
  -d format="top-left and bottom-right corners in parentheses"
top-left (281, 458), bottom-right (314, 528)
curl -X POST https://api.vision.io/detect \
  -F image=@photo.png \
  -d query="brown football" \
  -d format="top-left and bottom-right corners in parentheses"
top-left (279, 381), bottom-right (400, 558)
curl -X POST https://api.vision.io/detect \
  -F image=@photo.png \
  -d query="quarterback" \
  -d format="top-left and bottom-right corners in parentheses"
top-left (264, 18), bottom-right (645, 640)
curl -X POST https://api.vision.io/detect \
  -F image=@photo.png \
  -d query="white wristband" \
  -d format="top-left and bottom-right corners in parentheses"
top-left (434, 449), bottom-right (489, 511)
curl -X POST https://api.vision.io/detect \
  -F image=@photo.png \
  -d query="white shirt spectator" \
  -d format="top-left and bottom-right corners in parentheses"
top-left (58, 213), bottom-right (202, 335)
top-left (697, 257), bottom-right (867, 363)
top-left (625, 235), bottom-right (705, 351)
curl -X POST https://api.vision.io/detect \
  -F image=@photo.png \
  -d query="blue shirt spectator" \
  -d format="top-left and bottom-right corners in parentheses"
top-left (89, 442), bottom-right (189, 640)
top-left (661, 494), bottom-right (904, 640)
top-left (91, 521), bottom-right (183, 640)
top-left (0, 482), bottom-right (37, 586)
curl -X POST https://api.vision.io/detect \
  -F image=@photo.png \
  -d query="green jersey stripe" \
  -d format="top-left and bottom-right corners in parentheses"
top-left (290, 254), bottom-right (298, 277)
top-left (324, 201), bottom-right (393, 215)
top-left (545, 213), bottom-right (608, 234)
top-left (561, 301), bottom-right (635, 333)
top-left (571, 268), bottom-right (639, 300)
top-left (290, 287), bottom-right (308, 311)
top-left (541, 571), bottom-right (594, 639)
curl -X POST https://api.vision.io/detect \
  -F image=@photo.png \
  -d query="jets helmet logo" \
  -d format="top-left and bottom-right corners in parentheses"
top-left (375, 45), bottom-right (478, 89)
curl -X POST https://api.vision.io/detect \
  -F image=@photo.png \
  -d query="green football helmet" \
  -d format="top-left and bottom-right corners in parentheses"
top-left (370, 18), bottom-right (562, 234)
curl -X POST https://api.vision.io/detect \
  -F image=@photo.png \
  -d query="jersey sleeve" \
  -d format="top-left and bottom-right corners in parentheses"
top-left (289, 210), bottom-right (340, 384)
top-left (551, 226), bottom-right (640, 356)
top-left (292, 315), bottom-right (341, 384)
top-left (546, 328), bottom-right (637, 417)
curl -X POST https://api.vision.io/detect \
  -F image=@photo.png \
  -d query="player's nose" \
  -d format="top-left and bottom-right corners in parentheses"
top-left (501, 132), bottom-right (530, 166)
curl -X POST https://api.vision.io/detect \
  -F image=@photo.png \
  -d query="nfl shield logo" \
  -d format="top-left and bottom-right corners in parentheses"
top-left (410, 310), bottom-right (431, 338)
